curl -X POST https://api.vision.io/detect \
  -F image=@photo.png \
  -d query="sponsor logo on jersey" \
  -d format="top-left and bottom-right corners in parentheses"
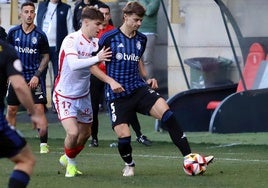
top-left (115, 53), bottom-right (140, 61)
top-left (15, 46), bottom-right (37, 54)
top-left (78, 50), bottom-right (91, 57)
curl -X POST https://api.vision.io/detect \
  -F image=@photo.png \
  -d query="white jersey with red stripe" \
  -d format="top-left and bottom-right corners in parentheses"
top-left (54, 30), bottom-right (99, 99)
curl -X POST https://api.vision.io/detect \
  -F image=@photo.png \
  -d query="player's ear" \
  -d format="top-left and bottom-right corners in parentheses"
top-left (123, 13), bottom-right (128, 20)
top-left (84, 19), bottom-right (90, 26)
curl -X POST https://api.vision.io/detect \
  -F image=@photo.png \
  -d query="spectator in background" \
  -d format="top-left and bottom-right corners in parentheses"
top-left (6, 2), bottom-right (50, 154)
top-left (129, 0), bottom-right (160, 79)
top-left (73, 0), bottom-right (105, 31)
top-left (88, 3), bottom-right (114, 147)
top-left (35, 0), bottom-right (74, 112)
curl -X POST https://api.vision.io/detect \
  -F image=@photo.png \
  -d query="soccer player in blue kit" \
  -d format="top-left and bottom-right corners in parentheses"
top-left (90, 1), bottom-right (214, 176)
top-left (6, 2), bottom-right (50, 154)
top-left (0, 40), bottom-right (47, 188)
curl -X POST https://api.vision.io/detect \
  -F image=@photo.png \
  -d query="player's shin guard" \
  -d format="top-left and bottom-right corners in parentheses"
top-left (161, 110), bottom-right (191, 156)
top-left (118, 136), bottom-right (134, 166)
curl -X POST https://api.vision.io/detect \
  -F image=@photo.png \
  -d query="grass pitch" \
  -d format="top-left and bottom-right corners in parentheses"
top-left (0, 111), bottom-right (268, 188)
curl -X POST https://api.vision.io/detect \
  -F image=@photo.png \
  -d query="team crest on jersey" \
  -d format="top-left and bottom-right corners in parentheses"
top-left (32, 37), bottom-right (37, 44)
top-left (136, 41), bottom-right (141, 50)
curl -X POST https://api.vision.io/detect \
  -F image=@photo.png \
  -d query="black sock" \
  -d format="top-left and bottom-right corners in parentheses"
top-left (118, 136), bottom-right (134, 165)
top-left (161, 110), bottom-right (191, 156)
top-left (8, 170), bottom-right (29, 188)
top-left (38, 128), bottom-right (48, 143)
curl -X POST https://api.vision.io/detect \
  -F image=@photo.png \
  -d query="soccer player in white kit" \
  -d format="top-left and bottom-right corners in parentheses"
top-left (53, 6), bottom-right (111, 177)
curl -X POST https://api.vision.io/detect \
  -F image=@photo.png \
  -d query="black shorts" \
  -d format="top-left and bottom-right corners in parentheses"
top-left (107, 86), bottom-right (161, 127)
top-left (6, 83), bottom-right (47, 105)
top-left (0, 112), bottom-right (26, 158)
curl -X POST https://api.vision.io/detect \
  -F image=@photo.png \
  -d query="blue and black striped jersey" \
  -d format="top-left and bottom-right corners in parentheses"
top-left (0, 40), bottom-right (22, 108)
top-left (7, 25), bottom-right (49, 82)
top-left (98, 28), bottom-right (147, 101)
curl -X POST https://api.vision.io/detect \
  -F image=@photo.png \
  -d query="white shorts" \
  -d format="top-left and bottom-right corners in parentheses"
top-left (53, 93), bottom-right (93, 124)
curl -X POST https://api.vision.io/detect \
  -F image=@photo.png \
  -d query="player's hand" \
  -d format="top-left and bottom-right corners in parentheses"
top-left (110, 80), bottom-right (125, 93)
top-left (28, 77), bottom-right (39, 89)
top-left (97, 47), bottom-right (112, 62)
top-left (147, 78), bottom-right (158, 89)
top-left (30, 111), bottom-right (47, 137)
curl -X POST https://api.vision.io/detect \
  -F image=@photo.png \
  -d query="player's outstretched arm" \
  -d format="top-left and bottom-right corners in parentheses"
top-left (90, 65), bottom-right (125, 93)
top-left (67, 47), bottom-right (111, 71)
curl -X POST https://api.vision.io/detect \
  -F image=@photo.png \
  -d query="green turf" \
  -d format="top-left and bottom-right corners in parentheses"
top-left (1, 112), bottom-right (268, 188)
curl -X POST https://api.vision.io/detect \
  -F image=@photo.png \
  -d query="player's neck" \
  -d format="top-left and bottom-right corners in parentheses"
top-left (22, 23), bottom-right (35, 34)
top-left (81, 28), bottom-right (93, 41)
top-left (50, 0), bottom-right (59, 4)
top-left (120, 25), bottom-right (136, 38)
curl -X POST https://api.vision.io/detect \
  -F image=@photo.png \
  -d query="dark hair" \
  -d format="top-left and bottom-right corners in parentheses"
top-left (21, 1), bottom-right (35, 10)
top-left (98, 3), bottom-right (111, 11)
top-left (122, 1), bottom-right (146, 17)
top-left (81, 6), bottom-right (104, 21)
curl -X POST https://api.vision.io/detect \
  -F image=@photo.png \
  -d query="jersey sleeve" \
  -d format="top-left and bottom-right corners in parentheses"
top-left (61, 35), bottom-right (78, 56)
top-left (6, 29), bottom-right (14, 46)
top-left (140, 34), bottom-right (147, 56)
top-left (0, 42), bottom-right (23, 77)
top-left (93, 33), bottom-right (110, 56)
top-left (39, 32), bottom-right (50, 54)
top-left (62, 35), bottom-right (99, 70)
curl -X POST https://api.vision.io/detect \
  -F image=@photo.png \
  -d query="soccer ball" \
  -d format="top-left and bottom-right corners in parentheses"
top-left (183, 153), bottom-right (207, 176)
